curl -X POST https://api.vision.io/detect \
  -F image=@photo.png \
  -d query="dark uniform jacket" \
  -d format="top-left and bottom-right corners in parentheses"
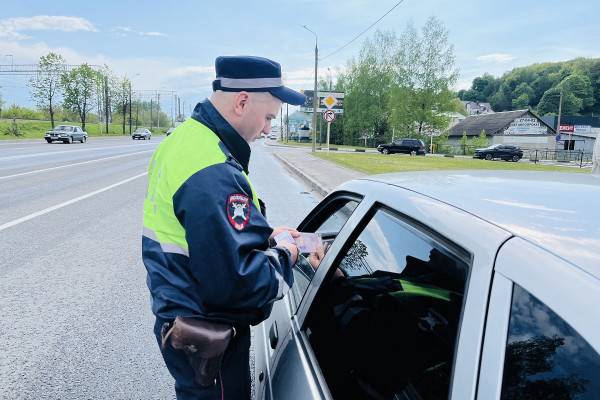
top-left (142, 100), bottom-right (294, 326)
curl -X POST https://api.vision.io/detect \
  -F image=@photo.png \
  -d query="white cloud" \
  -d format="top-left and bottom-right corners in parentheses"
top-left (169, 65), bottom-right (214, 77)
top-left (0, 16), bottom-right (97, 40)
top-left (476, 53), bottom-right (515, 63)
top-left (140, 31), bottom-right (167, 37)
top-left (113, 26), bottom-right (168, 38)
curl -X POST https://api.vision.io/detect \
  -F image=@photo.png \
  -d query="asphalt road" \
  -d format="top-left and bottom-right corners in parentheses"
top-left (0, 136), bottom-right (318, 399)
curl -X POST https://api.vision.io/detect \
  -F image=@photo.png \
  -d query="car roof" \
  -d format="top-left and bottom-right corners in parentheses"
top-left (360, 170), bottom-right (600, 278)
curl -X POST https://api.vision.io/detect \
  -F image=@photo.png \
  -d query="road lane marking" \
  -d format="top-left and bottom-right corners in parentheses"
top-left (0, 149), bottom-right (154, 180)
top-left (0, 172), bottom-right (148, 232)
top-left (0, 143), bottom-right (156, 161)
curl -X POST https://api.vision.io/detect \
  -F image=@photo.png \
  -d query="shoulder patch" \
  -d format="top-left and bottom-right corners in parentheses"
top-left (227, 193), bottom-right (251, 231)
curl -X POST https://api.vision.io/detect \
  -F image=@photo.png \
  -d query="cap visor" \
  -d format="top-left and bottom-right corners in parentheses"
top-left (269, 86), bottom-right (306, 106)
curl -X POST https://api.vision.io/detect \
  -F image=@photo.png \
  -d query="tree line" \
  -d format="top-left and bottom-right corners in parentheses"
top-left (26, 52), bottom-right (172, 133)
top-left (458, 58), bottom-right (600, 116)
top-left (314, 17), bottom-right (463, 147)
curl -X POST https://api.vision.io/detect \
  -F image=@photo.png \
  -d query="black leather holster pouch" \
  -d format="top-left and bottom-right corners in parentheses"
top-left (161, 316), bottom-right (236, 387)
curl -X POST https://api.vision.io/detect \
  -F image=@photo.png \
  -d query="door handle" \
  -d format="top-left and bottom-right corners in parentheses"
top-left (269, 321), bottom-right (279, 349)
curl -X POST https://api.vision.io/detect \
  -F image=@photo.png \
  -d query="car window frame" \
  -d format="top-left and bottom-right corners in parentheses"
top-left (283, 180), bottom-right (512, 400)
top-left (300, 202), bottom-right (473, 398)
top-left (477, 237), bottom-right (600, 400)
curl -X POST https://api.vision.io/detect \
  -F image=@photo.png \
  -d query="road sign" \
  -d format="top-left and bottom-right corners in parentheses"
top-left (323, 94), bottom-right (337, 109)
top-left (323, 110), bottom-right (336, 123)
top-left (559, 125), bottom-right (575, 133)
top-left (300, 90), bottom-right (344, 114)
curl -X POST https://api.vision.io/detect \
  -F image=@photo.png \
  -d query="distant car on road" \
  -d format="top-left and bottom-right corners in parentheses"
top-left (44, 125), bottom-right (87, 144)
top-left (474, 144), bottom-right (523, 161)
top-left (132, 128), bottom-right (152, 140)
top-left (377, 138), bottom-right (426, 155)
top-left (268, 133), bottom-right (278, 140)
top-left (254, 171), bottom-right (600, 400)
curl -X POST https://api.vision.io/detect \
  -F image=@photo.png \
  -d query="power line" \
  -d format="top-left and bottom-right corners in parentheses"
top-left (320, 0), bottom-right (406, 61)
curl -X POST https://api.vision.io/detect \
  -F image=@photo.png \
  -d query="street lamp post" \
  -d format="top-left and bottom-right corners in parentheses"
top-left (5, 55), bottom-right (13, 70)
top-left (303, 25), bottom-right (318, 153)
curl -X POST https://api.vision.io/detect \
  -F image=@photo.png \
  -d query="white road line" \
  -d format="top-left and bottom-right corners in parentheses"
top-left (0, 149), bottom-right (154, 180)
top-left (0, 172), bottom-right (148, 232)
top-left (0, 143), bottom-right (156, 161)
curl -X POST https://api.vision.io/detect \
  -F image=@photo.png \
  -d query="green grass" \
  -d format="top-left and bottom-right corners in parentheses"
top-left (313, 152), bottom-right (591, 174)
top-left (0, 118), bottom-right (170, 140)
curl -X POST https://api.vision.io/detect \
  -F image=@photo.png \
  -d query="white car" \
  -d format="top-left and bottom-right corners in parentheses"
top-left (132, 128), bottom-right (152, 140)
top-left (254, 171), bottom-right (600, 400)
top-left (44, 125), bottom-right (87, 144)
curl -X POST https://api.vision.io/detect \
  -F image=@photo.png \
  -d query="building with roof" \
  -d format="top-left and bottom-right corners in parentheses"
top-left (448, 109), bottom-right (556, 150)
top-left (541, 115), bottom-right (599, 153)
top-left (461, 101), bottom-right (494, 116)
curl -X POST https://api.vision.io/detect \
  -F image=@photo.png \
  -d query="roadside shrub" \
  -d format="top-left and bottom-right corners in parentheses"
top-left (4, 118), bottom-right (23, 136)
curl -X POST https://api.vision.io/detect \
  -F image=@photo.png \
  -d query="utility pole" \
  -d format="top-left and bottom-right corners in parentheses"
top-left (303, 25), bottom-right (318, 153)
top-left (150, 98), bottom-right (153, 129)
top-left (135, 94), bottom-right (139, 130)
top-left (557, 89), bottom-right (563, 149)
top-left (104, 74), bottom-right (109, 135)
top-left (128, 82), bottom-right (132, 135)
top-left (280, 105), bottom-right (283, 140)
top-left (286, 103), bottom-right (289, 143)
top-left (157, 92), bottom-right (161, 130)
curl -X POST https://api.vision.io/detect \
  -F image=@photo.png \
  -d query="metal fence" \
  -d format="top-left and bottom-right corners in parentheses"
top-left (526, 149), bottom-right (593, 168)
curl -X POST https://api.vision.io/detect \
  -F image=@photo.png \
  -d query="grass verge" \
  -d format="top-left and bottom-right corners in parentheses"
top-left (313, 152), bottom-right (591, 174)
top-left (0, 119), bottom-right (169, 140)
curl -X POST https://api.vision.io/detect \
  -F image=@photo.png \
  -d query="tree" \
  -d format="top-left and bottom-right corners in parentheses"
top-left (460, 132), bottom-right (468, 155)
top-left (111, 76), bottom-right (131, 135)
top-left (537, 87), bottom-right (582, 115)
top-left (28, 52), bottom-right (66, 128)
top-left (469, 131), bottom-right (489, 149)
top-left (61, 64), bottom-right (100, 131)
top-left (399, 17), bottom-right (458, 136)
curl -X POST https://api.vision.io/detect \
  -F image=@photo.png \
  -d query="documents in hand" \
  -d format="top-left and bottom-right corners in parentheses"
top-left (273, 231), bottom-right (322, 254)
top-left (295, 233), bottom-right (322, 253)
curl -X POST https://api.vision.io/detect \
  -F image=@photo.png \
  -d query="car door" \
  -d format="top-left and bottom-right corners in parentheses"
top-left (265, 180), bottom-right (511, 400)
top-left (477, 237), bottom-right (600, 399)
top-left (254, 193), bottom-right (363, 400)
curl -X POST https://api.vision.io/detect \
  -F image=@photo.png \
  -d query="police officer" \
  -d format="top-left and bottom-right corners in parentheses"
top-left (142, 56), bottom-right (307, 399)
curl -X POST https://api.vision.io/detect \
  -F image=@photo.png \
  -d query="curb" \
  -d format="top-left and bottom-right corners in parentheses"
top-left (273, 153), bottom-right (329, 198)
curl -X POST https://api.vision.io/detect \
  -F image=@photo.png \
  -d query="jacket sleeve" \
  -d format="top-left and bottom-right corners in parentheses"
top-left (172, 161), bottom-right (294, 325)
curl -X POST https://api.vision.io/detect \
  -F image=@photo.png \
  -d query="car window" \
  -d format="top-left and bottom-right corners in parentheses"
top-left (306, 207), bottom-right (470, 399)
top-left (500, 284), bottom-right (600, 399)
top-left (288, 199), bottom-right (359, 310)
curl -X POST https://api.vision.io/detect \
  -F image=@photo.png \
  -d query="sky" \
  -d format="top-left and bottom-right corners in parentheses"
top-left (1, 0), bottom-right (599, 115)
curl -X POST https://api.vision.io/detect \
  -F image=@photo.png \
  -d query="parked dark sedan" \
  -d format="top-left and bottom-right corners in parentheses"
top-left (474, 144), bottom-right (523, 161)
top-left (377, 138), bottom-right (426, 155)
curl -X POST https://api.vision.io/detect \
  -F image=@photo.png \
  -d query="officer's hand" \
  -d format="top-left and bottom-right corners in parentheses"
top-left (279, 242), bottom-right (299, 265)
top-left (308, 245), bottom-right (325, 271)
top-left (270, 226), bottom-right (300, 241)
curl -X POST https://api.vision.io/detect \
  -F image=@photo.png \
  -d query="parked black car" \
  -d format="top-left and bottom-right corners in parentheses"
top-left (377, 138), bottom-right (426, 155)
top-left (474, 144), bottom-right (523, 161)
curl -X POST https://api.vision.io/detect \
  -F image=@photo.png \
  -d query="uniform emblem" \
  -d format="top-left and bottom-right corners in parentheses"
top-left (227, 193), bottom-right (251, 231)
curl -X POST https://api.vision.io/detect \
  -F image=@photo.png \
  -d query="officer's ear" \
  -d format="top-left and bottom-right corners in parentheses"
top-left (233, 91), bottom-right (250, 116)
